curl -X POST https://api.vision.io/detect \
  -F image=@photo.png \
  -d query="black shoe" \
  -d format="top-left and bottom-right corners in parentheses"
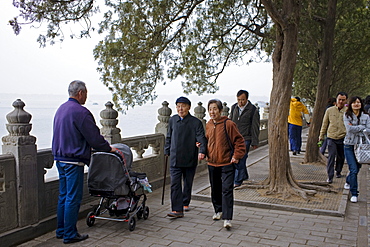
top-left (292, 151), bottom-right (297, 155)
top-left (167, 211), bottom-right (184, 218)
top-left (336, 173), bottom-right (342, 178)
top-left (326, 179), bottom-right (333, 184)
top-left (56, 235), bottom-right (63, 239)
top-left (63, 234), bottom-right (89, 244)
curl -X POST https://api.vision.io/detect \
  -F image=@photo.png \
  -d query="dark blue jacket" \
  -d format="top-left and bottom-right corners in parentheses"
top-left (52, 98), bottom-right (111, 164)
top-left (165, 113), bottom-right (207, 168)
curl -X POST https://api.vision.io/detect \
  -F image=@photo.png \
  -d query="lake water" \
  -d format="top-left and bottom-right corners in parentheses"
top-left (0, 93), bottom-right (268, 179)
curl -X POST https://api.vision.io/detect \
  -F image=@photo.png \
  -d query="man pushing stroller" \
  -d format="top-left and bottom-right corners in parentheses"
top-left (52, 80), bottom-right (117, 244)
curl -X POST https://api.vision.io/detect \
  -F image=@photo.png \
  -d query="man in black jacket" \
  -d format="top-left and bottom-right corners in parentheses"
top-left (165, 96), bottom-right (207, 217)
top-left (230, 90), bottom-right (260, 187)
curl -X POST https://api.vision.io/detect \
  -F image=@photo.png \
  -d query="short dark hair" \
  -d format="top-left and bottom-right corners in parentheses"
top-left (327, 97), bottom-right (336, 105)
top-left (208, 99), bottom-right (223, 111)
top-left (336, 92), bottom-right (348, 99)
top-left (237, 90), bottom-right (249, 99)
top-left (365, 95), bottom-right (370, 104)
top-left (295, 96), bottom-right (301, 102)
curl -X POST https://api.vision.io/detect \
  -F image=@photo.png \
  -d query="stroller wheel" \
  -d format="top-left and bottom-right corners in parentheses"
top-left (143, 206), bottom-right (149, 220)
top-left (86, 211), bottom-right (95, 227)
top-left (128, 216), bottom-right (136, 231)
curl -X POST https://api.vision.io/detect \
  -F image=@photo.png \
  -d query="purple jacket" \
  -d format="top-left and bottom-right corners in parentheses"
top-left (52, 98), bottom-right (111, 164)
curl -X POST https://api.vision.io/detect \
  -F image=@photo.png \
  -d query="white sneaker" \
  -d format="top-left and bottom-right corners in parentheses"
top-left (344, 183), bottom-right (350, 190)
top-left (223, 220), bottom-right (232, 229)
top-left (212, 212), bottom-right (222, 220)
top-left (350, 196), bottom-right (358, 203)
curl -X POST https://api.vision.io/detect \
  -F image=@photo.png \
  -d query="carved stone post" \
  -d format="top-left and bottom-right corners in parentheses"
top-left (155, 101), bottom-right (172, 137)
top-left (2, 99), bottom-right (39, 226)
top-left (100, 101), bottom-right (121, 144)
top-left (263, 102), bottom-right (270, 119)
top-left (194, 102), bottom-right (206, 130)
top-left (222, 102), bottom-right (230, 117)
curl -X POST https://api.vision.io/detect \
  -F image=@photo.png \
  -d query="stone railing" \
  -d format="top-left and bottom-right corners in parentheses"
top-left (0, 98), bottom-right (270, 247)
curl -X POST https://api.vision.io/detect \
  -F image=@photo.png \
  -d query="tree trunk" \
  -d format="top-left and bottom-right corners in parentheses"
top-left (237, 0), bottom-right (338, 198)
top-left (304, 0), bottom-right (337, 164)
top-left (260, 0), bottom-right (314, 199)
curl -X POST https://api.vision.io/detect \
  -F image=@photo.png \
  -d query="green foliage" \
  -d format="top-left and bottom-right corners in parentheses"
top-left (10, 0), bottom-right (272, 110)
top-left (10, 0), bottom-right (99, 46)
top-left (293, 0), bottom-right (370, 105)
top-left (93, 0), bottom-right (272, 109)
top-left (332, 0), bottom-right (370, 97)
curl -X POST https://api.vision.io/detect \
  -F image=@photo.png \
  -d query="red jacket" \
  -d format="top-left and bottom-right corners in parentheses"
top-left (206, 116), bottom-right (246, 167)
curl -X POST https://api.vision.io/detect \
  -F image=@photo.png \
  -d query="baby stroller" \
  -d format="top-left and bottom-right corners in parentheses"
top-left (86, 143), bottom-right (150, 231)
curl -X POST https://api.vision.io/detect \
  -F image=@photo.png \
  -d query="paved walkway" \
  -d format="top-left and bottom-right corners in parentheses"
top-left (20, 129), bottom-right (369, 246)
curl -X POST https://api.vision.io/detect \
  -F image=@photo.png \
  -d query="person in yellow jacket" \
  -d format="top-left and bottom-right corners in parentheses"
top-left (288, 97), bottom-right (310, 155)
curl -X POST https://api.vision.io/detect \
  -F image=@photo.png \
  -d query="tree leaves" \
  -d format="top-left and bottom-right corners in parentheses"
top-left (11, 0), bottom-right (98, 47)
top-left (293, 0), bottom-right (370, 104)
top-left (10, 0), bottom-right (272, 110)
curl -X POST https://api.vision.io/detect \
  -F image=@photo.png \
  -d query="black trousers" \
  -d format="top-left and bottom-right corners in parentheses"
top-left (327, 138), bottom-right (345, 180)
top-left (170, 166), bottom-right (197, 212)
top-left (208, 164), bottom-right (235, 220)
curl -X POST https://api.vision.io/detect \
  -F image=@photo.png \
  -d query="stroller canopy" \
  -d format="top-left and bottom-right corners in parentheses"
top-left (88, 143), bottom-right (133, 196)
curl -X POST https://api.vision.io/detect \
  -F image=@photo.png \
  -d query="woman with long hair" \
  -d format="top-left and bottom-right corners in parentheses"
top-left (205, 99), bottom-right (246, 229)
top-left (343, 96), bottom-right (370, 203)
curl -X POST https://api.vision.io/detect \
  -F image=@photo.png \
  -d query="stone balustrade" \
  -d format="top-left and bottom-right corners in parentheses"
top-left (0, 98), bottom-right (270, 247)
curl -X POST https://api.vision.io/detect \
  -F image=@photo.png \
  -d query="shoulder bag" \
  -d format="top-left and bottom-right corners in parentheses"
top-left (354, 133), bottom-right (370, 164)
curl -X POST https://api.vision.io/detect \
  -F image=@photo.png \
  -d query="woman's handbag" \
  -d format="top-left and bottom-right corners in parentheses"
top-left (354, 133), bottom-right (370, 164)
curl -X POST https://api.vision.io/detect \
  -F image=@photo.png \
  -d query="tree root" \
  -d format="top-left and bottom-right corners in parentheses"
top-left (234, 184), bottom-right (268, 190)
top-left (299, 182), bottom-right (338, 193)
top-left (235, 180), bottom-right (338, 200)
top-left (238, 174), bottom-right (342, 201)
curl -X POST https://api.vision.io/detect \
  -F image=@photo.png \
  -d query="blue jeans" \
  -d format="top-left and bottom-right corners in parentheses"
top-left (234, 140), bottom-right (251, 185)
top-left (56, 161), bottom-right (84, 240)
top-left (288, 123), bottom-right (302, 152)
top-left (170, 166), bottom-right (197, 211)
top-left (344, 145), bottom-right (361, 197)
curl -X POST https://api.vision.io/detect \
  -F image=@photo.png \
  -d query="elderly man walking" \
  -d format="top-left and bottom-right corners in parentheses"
top-left (52, 80), bottom-right (116, 244)
top-left (165, 96), bottom-right (207, 218)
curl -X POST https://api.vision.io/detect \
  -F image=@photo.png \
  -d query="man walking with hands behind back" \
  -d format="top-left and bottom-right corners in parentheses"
top-left (230, 90), bottom-right (260, 187)
top-left (319, 92), bottom-right (348, 183)
top-left (52, 80), bottom-right (116, 244)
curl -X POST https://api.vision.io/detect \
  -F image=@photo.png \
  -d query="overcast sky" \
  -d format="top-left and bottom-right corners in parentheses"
top-left (0, 2), bottom-right (273, 103)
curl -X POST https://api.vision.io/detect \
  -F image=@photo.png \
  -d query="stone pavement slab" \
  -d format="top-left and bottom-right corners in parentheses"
top-left (18, 129), bottom-right (368, 246)
top-left (194, 129), bottom-right (349, 217)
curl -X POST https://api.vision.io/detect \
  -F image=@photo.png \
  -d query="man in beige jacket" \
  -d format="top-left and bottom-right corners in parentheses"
top-left (319, 92), bottom-right (348, 183)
